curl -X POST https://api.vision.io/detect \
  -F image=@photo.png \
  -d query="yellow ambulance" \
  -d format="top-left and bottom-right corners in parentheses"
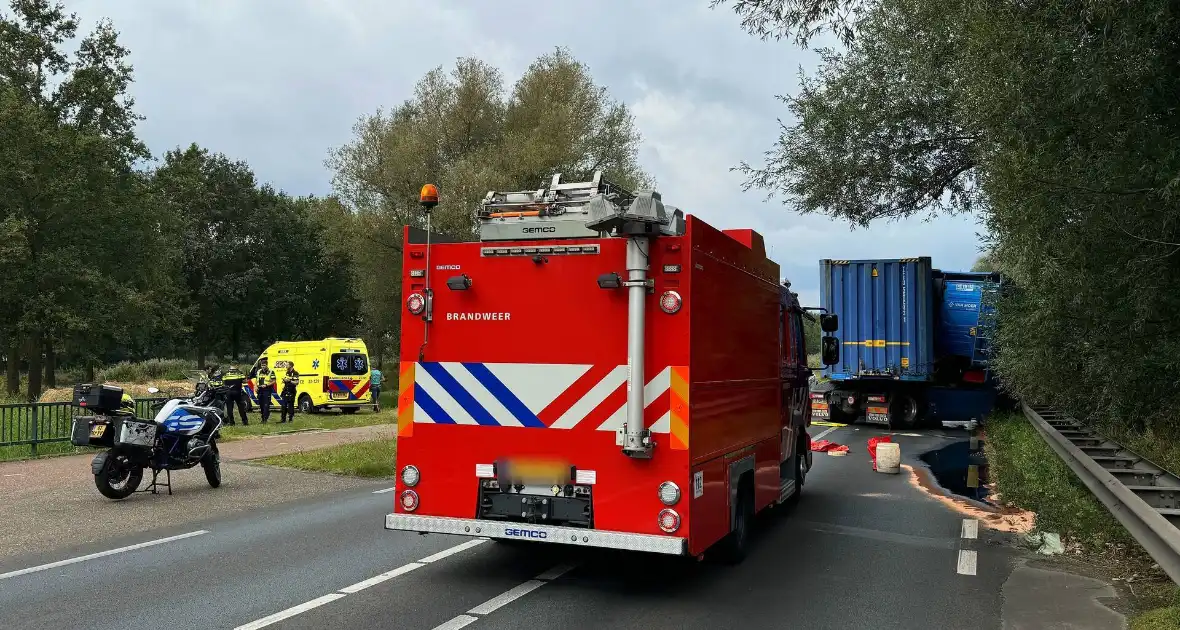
top-left (245, 338), bottom-right (373, 414)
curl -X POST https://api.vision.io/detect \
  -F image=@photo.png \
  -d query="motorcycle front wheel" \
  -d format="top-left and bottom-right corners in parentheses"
top-left (95, 455), bottom-right (143, 500)
top-left (202, 443), bottom-right (222, 488)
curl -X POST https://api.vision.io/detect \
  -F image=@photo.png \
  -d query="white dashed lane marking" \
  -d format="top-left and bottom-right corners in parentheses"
top-left (233, 539), bottom-right (489, 630)
top-left (430, 563), bottom-right (578, 630)
top-left (957, 519), bottom-right (979, 576)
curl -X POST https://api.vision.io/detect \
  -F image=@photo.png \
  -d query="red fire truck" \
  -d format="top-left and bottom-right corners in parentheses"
top-left (384, 173), bottom-right (840, 561)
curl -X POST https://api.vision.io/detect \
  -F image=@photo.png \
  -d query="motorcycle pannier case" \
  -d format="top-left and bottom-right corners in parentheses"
top-left (73, 383), bottom-right (124, 413)
top-left (70, 416), bottom-right (117, 448)
top-left (115, 418), bottom-right (157, 448)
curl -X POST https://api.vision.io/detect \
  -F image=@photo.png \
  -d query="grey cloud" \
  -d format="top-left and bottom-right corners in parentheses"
top-left (63, 0), bottom-right (985, 301)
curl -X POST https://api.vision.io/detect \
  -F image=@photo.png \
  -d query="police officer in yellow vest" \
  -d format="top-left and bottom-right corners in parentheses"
top-left (222, 365), bottom-right (249, 426)
top-left (279, 367), bottom-right (300, 423)
top-left (254, 359), bottom-right (275, 424)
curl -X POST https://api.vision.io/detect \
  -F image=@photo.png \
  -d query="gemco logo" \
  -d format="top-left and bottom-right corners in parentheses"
top-left (503, 528), bottom-right (548, 539)
top-left (522, 226), bottom-right (556, 234)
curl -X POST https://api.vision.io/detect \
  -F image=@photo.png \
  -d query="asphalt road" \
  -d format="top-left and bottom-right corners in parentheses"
top-left (0, 424), bottom-right (1125, 630)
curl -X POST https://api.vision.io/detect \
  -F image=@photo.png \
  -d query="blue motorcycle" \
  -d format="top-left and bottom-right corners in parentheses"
top-left (71, 383), bottom-right (227, 500)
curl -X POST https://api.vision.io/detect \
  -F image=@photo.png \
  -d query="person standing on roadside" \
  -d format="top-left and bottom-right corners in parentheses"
top-left (255, 359), bottom-right (275, 423)
top-left (279, 366), bottom-right (300, 423)
top-left (222, 364), bottom-right (249, 426)
top-left (370, 366), bottom-right (383, 413)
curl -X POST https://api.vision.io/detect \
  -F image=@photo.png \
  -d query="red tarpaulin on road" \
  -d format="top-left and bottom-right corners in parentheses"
top-left (811, 439), bottom-right (849, 454)
top-left (868, 436), bottom-right (893, 470)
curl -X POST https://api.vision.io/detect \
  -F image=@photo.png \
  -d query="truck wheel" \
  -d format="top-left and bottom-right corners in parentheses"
top-left (888, 394), bottom-right (920, 430)
top-left (714, 478), bottom-right (753, 564)
top-left (787, 437), bottom-right (808, 506)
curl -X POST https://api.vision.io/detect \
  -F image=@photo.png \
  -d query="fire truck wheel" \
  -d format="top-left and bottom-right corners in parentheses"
top-left (713, 477), bottom-right (753, 564)
top-left (787, 438), bottom-right (808, 506)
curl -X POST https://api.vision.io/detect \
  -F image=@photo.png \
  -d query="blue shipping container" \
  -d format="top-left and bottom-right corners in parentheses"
top-left (820, 257), bottom-right (935, 382)
top-left (934, 270), bottom-right (1002, 371)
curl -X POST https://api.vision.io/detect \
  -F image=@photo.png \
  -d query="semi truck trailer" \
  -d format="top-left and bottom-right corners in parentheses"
top-left (809, 257), bottom-right (1004, 430)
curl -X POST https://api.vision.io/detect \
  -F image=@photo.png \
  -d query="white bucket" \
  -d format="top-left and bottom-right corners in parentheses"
top-left (875, 442), bottom-right (902, 474)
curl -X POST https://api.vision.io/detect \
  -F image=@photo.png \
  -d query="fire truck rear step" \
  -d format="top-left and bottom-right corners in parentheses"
top-left (385, 513), bottom-right (687, 555)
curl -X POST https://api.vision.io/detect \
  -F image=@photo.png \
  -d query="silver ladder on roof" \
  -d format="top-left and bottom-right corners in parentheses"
top-left (476, 171), bottom-right (685, 242)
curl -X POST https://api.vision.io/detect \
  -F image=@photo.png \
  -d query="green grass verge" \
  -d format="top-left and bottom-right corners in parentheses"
top-left (0, 441), bottom-right (99, 462)
top-left (258, 438), bottom-right (397, 478)
top-left (1132, 606), bottom-right (1180, 630)
top-left (984, 411), bottom-right (1133, 551)
top-left (986, 411), bottom-right (1180, 623)
top-left (0, 397), bottom-right (396, 462)
top-left (220, 406), bottom-right (395, 441)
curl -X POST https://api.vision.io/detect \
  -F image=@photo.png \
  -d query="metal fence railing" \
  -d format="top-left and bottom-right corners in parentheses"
top-left (0, 398), bottom-right (170, 456)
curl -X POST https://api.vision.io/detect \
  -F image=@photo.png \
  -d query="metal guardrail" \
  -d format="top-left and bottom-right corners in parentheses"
top-left (1023, 402), bottom-right (1180, 584)
top-left (0, 398), bottom-right (170, 455)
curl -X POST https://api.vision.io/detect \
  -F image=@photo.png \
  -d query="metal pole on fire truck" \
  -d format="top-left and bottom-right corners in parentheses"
top-left (623, 234), bottom-right (653, 458)
top-left (418, 184), bottom-right (440, 360)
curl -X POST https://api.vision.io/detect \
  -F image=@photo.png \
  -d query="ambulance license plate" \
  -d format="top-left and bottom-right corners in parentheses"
top-left (866, 406), bottom-right (890, 425)
top-left (330, 392), bottom-right (349, 400)
top-left (90, 424), bottom-right (107, 438)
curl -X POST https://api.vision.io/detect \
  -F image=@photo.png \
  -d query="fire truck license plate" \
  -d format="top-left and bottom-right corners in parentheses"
top-left (866, 406), bottom-right (889, 425)
top-left (506, 458), bottom-right (568, 483)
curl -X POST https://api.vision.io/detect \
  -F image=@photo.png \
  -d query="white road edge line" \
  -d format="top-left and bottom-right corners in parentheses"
top-left (813, 426), bottom-right (839, 441)
top-left (235, 593), bottom-right (347, 630)
top-left (434, 615), bottom-right (479, 630)
top-left (956, 549), bottom-right (978, 576)
top-left (339, 562), bottom-right (423, 594)
top-left (534, 563), bottom-right (577, 582)
top-left (233, 538), bottom-right (489, 630)
top-left (372, 487), bottom-right (396, 494)
top-left (419, 538), bottom-right (487, 563)
top-left (468, 580), bottom-right (547, 616)
top-left (961, 518), bottom-right (979, 540)
top-left (431, 563), bottom-right (579, 630)
top-left (0, 530), bottom-right (209, 581)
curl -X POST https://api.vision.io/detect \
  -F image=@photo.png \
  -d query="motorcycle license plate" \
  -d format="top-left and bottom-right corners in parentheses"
top-left (811, 402), bottom-right (829, 419)
top-left (90, 424), bottom-right (107, 438)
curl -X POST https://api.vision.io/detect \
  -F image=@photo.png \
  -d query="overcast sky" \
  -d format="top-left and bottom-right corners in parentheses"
top-left (67, 0), bottom-right (986, 305)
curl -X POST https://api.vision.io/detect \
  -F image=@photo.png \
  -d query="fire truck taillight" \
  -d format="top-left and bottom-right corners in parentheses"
top-left (659, 290), bottom-right (682, 314)
top-left (658, 509), bottom-right (681, 533)
top-left (658, 481), bottom-right (681, 506)
top-left (406, 293), bottom-right (426, 315)
top-left (401, 465), bottom-right (420, 487)
top-left (399, 489), bottom-right (419, 512)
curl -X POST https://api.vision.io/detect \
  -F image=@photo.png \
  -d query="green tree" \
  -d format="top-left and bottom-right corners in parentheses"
top-left (152, 144), bottom-right (260, 366)
top-left (0, 0), bottom-right (169, 398)
top-left (327, 47), bottom-right (649, 360)
top-left (718, 0), bottom-right (1180, 438)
